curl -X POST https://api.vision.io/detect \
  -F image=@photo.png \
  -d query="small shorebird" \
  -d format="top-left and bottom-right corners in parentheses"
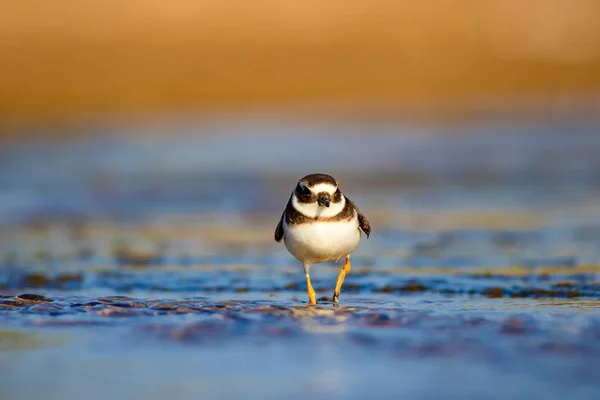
top-left (274, 173), bottom-right (371, 304)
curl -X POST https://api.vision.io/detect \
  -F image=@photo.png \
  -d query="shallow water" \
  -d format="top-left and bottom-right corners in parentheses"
top-left (1, 115), bottom-right (600, 399)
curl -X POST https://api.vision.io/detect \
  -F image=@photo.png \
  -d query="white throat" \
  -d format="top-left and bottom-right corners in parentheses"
top-left (292, 194), bottom-right (346, 218)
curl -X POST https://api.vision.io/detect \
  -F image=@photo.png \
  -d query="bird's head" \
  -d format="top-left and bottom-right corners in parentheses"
top-left (292, 173), bottom-right (345, 218)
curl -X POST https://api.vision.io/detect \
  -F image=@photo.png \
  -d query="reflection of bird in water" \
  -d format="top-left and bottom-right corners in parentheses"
top-left (274, 173), bottom-right (371, 304)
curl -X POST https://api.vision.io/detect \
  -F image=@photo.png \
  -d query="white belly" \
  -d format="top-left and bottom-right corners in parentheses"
top-left (283, 217), bottom-right (361, 264)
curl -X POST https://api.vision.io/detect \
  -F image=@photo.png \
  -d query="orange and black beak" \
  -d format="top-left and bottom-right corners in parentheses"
top-left (317, 193), bottom-right (331, 207)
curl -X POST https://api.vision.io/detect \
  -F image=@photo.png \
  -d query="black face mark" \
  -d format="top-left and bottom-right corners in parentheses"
top-left (295, 182), bottom-right (315, 203)
top-left (333, 188), bottom-right (343, 203)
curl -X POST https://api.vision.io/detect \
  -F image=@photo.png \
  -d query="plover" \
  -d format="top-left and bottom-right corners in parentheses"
top-left (274, 173), bottom-right (371, 304)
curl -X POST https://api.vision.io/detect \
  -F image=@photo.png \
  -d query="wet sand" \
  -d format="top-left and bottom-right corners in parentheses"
top-left (1, 116), bottom-right (599, 399)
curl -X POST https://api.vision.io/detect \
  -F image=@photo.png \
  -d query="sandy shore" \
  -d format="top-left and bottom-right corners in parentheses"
top-left (1, 1), bottom-right (600, 132)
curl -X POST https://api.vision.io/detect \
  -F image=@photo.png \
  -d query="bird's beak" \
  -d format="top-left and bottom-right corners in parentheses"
top-left (317, 193), bottom-right (331, 207)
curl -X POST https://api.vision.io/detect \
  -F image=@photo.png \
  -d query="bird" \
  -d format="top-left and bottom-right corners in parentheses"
top-left (274, 173), bottom-right (371, 304)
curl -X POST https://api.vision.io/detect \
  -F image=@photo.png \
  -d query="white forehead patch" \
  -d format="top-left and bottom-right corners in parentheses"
top-left (292, 193), bottom-right (346, 218)
top-left (309, 183), bottom-right (338, 194)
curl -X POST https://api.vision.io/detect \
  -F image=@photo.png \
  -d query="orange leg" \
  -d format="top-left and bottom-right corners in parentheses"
top-left (333, 256), bottom-right (351, 303)
top-left (303, 262), bottom-right (317, 305)
top-left (305, 273), bottom-right (317, 305)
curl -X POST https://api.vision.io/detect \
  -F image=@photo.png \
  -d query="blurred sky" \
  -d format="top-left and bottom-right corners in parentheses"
top-left (1, 1), bottom-right (600, 133)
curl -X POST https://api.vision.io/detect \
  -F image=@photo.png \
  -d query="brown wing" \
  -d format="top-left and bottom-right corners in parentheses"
top-left (345, 196), bottom-right (371, 238)
top-left (274, 211), bottom-right (285, 242)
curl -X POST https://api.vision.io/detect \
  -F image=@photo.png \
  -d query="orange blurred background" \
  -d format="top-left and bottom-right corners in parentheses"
top-left (1, 0), bottom-right (600, 133)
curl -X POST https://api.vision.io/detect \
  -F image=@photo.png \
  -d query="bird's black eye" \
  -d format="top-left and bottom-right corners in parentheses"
top-left (297, 183), bottom-right (311, 196)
